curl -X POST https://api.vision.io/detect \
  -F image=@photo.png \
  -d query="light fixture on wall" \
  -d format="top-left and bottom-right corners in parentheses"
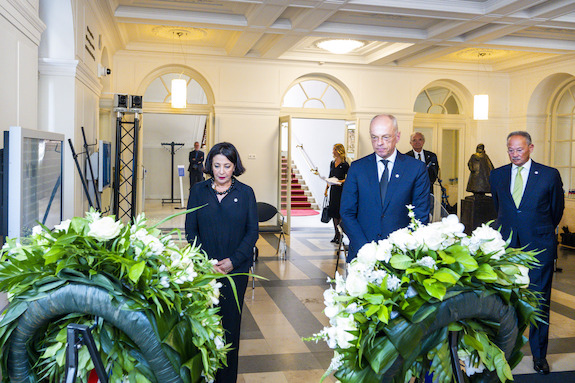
top-left (473, 51), bottom-right (489, 120)
top-left (316, 39), bottom-right (365, 54)
top-left (171, 31), bottom-right (187, 109)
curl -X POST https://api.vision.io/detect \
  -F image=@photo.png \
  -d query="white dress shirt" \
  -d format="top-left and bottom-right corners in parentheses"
top-left (376, 149), bottom-right (398, 182)
top-left (413, 150), bottom-right (425, 163)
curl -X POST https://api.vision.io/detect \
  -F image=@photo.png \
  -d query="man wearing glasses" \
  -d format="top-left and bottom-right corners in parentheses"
top-left (340, 114), bottom-right (430, 262)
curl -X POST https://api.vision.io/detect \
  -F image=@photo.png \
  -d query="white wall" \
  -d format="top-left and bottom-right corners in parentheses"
top-left (291, 118), bottom-right (346, 208)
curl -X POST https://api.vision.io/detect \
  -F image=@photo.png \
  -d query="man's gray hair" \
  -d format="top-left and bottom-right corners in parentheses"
top-left (370, 114), bottom-right (398, 133)
top-left (410, 132), bottom-right (425, 141)
top-left (507, 131), bottom-right (532, 145)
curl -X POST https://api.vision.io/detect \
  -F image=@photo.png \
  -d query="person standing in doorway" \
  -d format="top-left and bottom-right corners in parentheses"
top-left (489, 131), bottom-right (564, 375)
top-left (188, 141), bottom-right (204, 189)
top-left (406, 132), bottom-right (439, 195)
top-left (324, 143), bottom-right (349, 243)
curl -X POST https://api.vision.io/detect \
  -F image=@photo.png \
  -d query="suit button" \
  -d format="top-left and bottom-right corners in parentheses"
top-left (517, 210), bottom-right (522, 213)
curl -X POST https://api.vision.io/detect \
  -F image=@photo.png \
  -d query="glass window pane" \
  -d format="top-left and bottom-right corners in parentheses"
top-left (444, 95), bottom-right (460, 114)
top-left (414, 92), bottom-right (431, 113)
top-left (427, 87), bottom-right (449, 105)
top-left (282, 85), bottom-right (307, 107)
top-left (557, 89), bottom-right (575, 115)
top-left (556, 115), bottom-right (572, 141)
top-left (303, 99), bottom-right (325, 108)
top-left (300, 80), bottom-right (328, 99)
top-left (429, 105), bottom-right (445, 114)
top-left (553, 141), bottom-right (571, 167)
top-left (558, 168), bottom-right (569, 193)
top-left (188, 79), bottom-right (207, 104)
top-left (323, 86), bottom-right (345, 109)
top-left (144, 78), bottom-right (169, 102)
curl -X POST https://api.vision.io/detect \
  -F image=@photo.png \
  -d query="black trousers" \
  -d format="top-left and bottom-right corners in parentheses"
top-left (189, 170), bottom-right (204, 189)
top-left (215, 274), bottom-right (248, 383)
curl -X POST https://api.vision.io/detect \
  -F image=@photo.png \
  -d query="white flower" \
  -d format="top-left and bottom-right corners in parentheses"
top-left (405, 285), bottom-right (418, 298)
top-left (159, 265), bottom-right (167, 273)
top-left (32, 225), bottom-right (43, 236)
top-left (54, 219), bottom-right (71, 232)
top-left (408, 210), bottom-right (415, 219)
top-left (328, 352), bottom-right (344, 371)
top-left (345, 302), bottom-right (361, 314)
top-left (160, 276), bottom-right (170, 288)
top-left (366, 269), bottom-right (388, 286)
top-left (85, 210), bottom-right (101, 222)
top-left (357, 242), bottom-right (378, 265)
top-left (214, 336), bottom-right (225, 350)
top-left (458, 350), bottom-right (485, 376)
top-left (323, 288), bottom-right (337, 306)
top-left (345, 268), bottom-right (369, 297)
top-left (388, 228), bottom-right (420, 252)
top-left (88, 216), bottom-right (123, 241)
top-left (334, 272), bottom-right (346, 294)
top-left (417, 256), bottom-right (437, 270)
top-left (471, 224), bottom-right (506, 260)
top-left (440, 214), bottom-right (466, 237)
top-left (143, 234), bottom-right (165, 255)
top-left (334, 314), bottom-right (357, 349)
top-left (414, 225), bottom-right (445, 251)
top-left (375, 240), bottom-right (393, 263)
top-left (514, 265), bottom-right (530, 288)
top-left (386, 274), bottom-right (401, 291)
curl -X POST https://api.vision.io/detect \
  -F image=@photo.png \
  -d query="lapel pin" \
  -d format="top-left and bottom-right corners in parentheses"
top-left (234, 198), bottom-right (238, 203)
top-left (395, 174), bottom-right (399, 178)
top-left (534, 171), bottom-right (539, 175)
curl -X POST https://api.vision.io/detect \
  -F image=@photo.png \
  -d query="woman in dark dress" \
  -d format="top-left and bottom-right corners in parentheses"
top-left (185, 142), bottom-right (258, 383)
top-left (324, 143), bottom-right (349, 243)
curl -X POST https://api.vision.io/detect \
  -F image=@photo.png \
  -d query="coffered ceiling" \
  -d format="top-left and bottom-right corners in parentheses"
top-left (104, 0), bottom-right (575, 71)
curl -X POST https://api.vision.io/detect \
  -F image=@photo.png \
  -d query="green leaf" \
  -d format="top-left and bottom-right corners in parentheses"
top-left (432, 268), bottom-right (460, 285)
top-left (43, 247), bottom-right (63, 264)
top-left (390, 253), bottom-right (412, 270)
top-left (364, 336), bottom-right (399, 374)
top-left (364, 294), bottom-right (384, 305)
top-left (423, 279), bottom-right (446, 300)
top-left (129, 261), bottom-right (146, 283)
top-left (365, 304), bottom-right (379, 318)
top-left (452, 252), bottom-right (478, 272)
top-left (474, 263), bottom-right (498, 282)
top-left (0, 300), bottom-right (28, 327)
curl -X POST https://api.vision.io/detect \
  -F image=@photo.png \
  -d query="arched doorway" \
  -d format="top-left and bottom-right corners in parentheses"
top-left (413, 82), bottom-right (469, 215)
top-left (280, 75), bottom-right (356, 230)
top-left (137, 66), bottom-right (215, 210)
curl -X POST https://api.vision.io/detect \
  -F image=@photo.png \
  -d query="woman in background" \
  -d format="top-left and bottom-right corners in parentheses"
top-left (324, 143), bottom-right (349, 243)
top-left (185, 142), bottom-right (258, 383)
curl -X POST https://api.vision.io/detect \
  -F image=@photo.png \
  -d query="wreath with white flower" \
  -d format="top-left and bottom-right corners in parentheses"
top-left (307, 206), bottom-right (540, 383)
top-left (0, 209), bottom-right (227, 383)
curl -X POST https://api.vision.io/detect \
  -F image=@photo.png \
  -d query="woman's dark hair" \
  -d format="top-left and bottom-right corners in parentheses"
top-left (204, 142), bottom-right (246, 177)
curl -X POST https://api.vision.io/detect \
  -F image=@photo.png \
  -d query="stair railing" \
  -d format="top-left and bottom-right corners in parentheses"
top-left (295, 144), bottom-right (319, 175)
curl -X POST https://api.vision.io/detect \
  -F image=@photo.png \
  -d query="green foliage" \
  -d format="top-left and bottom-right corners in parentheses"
top-left (309, 212), bottom-right (541, 383)
top-left (0, 209), bottom-right (227, 382)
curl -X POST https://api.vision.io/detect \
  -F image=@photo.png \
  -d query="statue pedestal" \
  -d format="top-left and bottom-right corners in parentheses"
top-left (461, 194), bottom-right (497, 235)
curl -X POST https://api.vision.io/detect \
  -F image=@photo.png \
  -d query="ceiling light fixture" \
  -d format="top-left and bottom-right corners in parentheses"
top-left (171, 31), bottom-right (187, 109)
top-left (473, 52), bottom-right (489, 120)
top-left (316, 39), bottom-right (365, 54)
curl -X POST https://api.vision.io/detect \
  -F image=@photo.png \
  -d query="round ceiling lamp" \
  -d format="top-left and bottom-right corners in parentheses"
top-left (316, 39), bottom-right (365, 54)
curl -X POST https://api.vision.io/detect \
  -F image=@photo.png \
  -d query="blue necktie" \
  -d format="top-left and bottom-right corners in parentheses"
top-left (380, 159), bottom-right (389, 205)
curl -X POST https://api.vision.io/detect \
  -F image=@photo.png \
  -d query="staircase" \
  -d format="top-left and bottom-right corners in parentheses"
top-left (281, 157), bottom-right (319, 211)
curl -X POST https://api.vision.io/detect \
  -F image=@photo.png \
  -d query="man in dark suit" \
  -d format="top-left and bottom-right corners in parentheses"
top-left (340, 114), bottom-right (430, 262)
top-left (406, 132), bottom-right (439, 195)
top-left (188, 141), bottom-right (204, 189)
top-left (490, 131), bottom-right (564, 375)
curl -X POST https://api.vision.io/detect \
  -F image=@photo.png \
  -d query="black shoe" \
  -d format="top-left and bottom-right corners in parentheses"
top-left (533, 358), bottom-right (550, 375)
top-left (330, 234), bottom-right (340, 243)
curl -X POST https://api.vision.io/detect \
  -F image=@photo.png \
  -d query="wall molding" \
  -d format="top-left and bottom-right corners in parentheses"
top-left (38, 58), bottom-right (78, 76)
top-left (1, 0), bottom-right (45, 45)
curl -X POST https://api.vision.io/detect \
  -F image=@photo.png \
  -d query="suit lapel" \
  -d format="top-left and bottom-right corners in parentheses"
top-left (383, 153), bottom-right (405, 211)
top-left (519, 161), bottom-right (539, 208)
top-left (365, 154), bottom-right (381, 205)
top-left (500, 164), bottom-right (514, 205)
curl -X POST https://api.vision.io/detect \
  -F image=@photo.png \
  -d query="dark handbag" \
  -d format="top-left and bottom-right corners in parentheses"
top-left (321, 195), bottom-right (331, 223)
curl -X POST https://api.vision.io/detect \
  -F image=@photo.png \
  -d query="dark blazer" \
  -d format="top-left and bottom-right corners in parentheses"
top-left (185, 179), bottom-right (258, 273)
top-left (489, 160), bottom-right (564, 359)
top-left (406, 149), bottom-right (439, 192)
top-left (340, 152), bottom-right (430, 261)
top-left (188, 150), bottom-right (204, 173)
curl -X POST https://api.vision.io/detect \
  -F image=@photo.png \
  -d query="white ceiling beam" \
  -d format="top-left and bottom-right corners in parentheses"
top-left (396, 45), bottom-right (463, 66)
top-left (226, 31), bottom-right (265, 56)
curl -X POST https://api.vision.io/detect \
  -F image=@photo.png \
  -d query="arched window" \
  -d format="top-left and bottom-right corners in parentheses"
top-left (550, 80), bottom-right (575, 192)
top-left (282, 79), bottom-right (345, 109)
top-left (144, 73), bottom-right (208, 105)
top-left (414, 86), bottom-right (461, 114)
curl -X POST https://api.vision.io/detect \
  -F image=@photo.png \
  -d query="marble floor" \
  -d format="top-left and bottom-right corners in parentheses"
top-left (145, 200), bottom-right (575, 382)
